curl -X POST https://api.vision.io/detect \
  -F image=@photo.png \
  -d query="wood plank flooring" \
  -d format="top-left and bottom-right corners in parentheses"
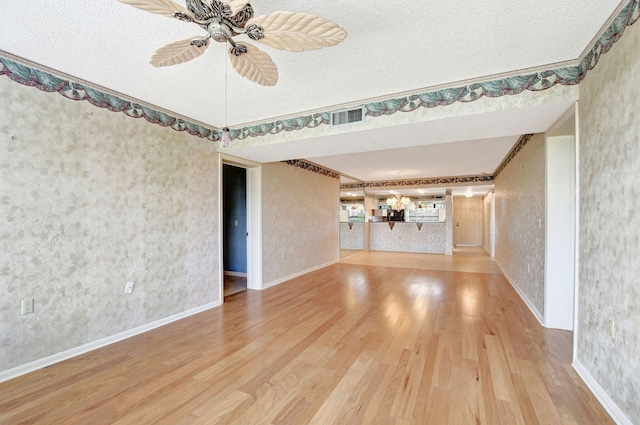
top-left (0, 252), bottom-right (613, 424)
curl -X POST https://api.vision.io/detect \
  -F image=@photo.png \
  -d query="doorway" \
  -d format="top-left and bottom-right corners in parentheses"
top-left (219, 155), bottom-right (263, 300)
top-left (223, 164), bottom-right (247, 296)
top-left (453, 196), bottom-right (483, 246)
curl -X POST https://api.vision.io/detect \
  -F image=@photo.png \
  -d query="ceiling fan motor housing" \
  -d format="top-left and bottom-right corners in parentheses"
top-left (208, 22), bottom-right (232, 42)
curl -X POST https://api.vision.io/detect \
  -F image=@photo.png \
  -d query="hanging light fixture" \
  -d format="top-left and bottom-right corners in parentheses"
top-left (386, 193), bottom-right (412, 211)
top-left (220, 127), bottom-right (231, 147)
top-left (386, 173), bottom-right (411, 211)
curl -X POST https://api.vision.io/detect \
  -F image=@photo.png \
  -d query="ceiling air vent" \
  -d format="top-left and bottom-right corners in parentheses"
top-left (331, 107), bottom-right (365, 127)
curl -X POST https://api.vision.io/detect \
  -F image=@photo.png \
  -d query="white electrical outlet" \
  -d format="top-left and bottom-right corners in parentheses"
top-left (125, 281), bottom-right (134, 294)
top-left (21, 298), bottom-right (35, 315)
top-left (608, 319), bottom-right (615, 340)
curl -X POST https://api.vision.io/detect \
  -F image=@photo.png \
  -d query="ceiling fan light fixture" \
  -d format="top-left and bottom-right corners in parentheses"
top-left (220, 127), bottom-right (231, 147)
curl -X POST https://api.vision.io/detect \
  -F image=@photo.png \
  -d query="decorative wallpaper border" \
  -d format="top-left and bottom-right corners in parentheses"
top-left (493, 134), bottom-right (534, 178)
top-left (233, 0), bottom-right (639, 141)
top-left (0, 54), bottom-right (222, 142)
top-left (340, 197), bottom-right (365, 203)
top-left (340, 133), bottom-right (533, 189)
top-left (0, 0), bottom-right (637, 145)
top-left (282, 159), bottom-right (340, 179)
top-left (342, 174), bottom-right (494, 190)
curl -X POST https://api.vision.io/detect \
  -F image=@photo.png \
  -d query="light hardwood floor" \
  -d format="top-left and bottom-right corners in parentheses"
top-left (0, 251), bottom-right (612, 424)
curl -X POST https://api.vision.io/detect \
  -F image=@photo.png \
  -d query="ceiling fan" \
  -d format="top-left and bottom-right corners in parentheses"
top-left (116, 0), bottom-right (348, 86)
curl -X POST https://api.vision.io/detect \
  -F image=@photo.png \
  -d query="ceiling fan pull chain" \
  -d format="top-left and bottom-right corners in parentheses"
top-left (225, 46), bottom-right (228, 125)
top-left (220, 45), bottom-right (232, 147)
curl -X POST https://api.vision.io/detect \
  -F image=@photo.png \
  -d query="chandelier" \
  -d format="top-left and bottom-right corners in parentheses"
top-left (386, 193), bottom-right (411, 211)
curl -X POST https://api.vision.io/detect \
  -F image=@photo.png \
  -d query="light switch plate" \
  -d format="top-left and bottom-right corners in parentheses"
top-left (125, 281), bottom-right (134, 294)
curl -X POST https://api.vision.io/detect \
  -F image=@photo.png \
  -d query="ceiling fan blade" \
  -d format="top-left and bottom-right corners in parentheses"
top-left (248, 12), bottom-right (347, 52)
top-left (116, 0), bottom-right (193, 19)
top-left (150, 37), bottom-right (209, 67)
top-left (228, 43), bottom-right (278, 86)
top-left (227, 0), bottom-right (251, 16)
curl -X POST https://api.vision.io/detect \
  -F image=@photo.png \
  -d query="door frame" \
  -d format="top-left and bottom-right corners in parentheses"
top-left (219, 153), bottom-right (262, 303)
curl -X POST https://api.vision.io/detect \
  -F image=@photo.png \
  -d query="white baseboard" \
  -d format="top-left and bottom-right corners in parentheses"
top-left (496, 261), bottom-right (544, 326)
top-left (482, 245), bottom-right (495, 257)
top-left (262, 260), bottom-right (337, 290)
top-left (572, 360), bottom-right (633, 425)
top-left (224, 271), bottom-right (247, 277)
top-left (0, 300), bottom-right (222, 384)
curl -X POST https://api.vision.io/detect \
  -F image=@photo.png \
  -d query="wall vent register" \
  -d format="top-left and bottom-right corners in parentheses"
top-left (331, 107), bottom-right (365, 127)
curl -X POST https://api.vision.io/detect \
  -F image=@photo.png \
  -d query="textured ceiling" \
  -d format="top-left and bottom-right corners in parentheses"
top-left (0, 0), bottom-right (626, 186)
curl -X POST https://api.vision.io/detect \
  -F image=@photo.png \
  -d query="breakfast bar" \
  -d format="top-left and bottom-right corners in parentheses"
top-left (369, 221), bottom-right (447, 253)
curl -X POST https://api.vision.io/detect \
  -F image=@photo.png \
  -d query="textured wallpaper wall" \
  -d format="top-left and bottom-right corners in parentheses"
top-left (494, 134), bottom-right (546, 317)
top-left (578, 20), bottom-right (640, 423)
top-left (339, 222), bottom-right (365, 250)
top-left (261, 162), bottom-right (339, 285)
top-left (0, 77), bottom-right (219, 373)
